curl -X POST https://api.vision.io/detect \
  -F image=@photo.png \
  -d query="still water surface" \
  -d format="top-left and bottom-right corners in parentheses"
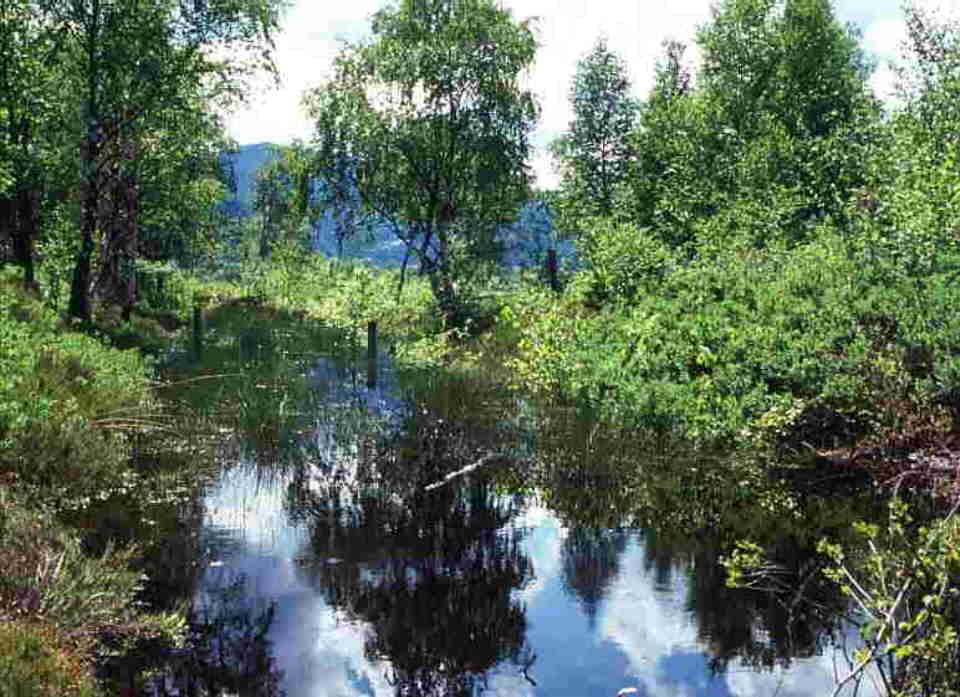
top-left (150, 307), bottom-right (878, 697)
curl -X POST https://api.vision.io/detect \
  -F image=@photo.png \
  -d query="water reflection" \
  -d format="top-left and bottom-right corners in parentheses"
top-left (561, 528), bottom-right (630, 628)
top-left (143, 574), bottom-right (285, 697)
top-left (289, 378), bottom-right (533, 697)
top-left (142, 310), bottom-right (885, 696)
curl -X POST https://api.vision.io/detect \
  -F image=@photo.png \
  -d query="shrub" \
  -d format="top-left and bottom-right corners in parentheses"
top-left (507, 228), bottom-right (960, 444)
top-left (0, 620), bottom-right (102, 697)
top-left (578, 217), bottom-right (675, 305)
top-left (0, 271), bottom-right (153, 494)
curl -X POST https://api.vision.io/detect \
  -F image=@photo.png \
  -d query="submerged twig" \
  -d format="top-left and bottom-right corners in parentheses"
top-left (423, 452), bottom-right (505, 491)
top-left (149, 373), bottom-right (244, 388)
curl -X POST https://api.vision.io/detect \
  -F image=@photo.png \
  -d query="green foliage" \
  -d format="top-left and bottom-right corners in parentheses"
top-left (896, 1), bottom-right (960, 151)
top-left (0, 621), bottom-right (102, 697)
top-left (302, 0), bottom-right (539, 320)
top-left (622, 0), bottom-right (879, 255)
top-left (0, 494), bottom-right (187, 696)
top-left (697, 0), bottom-right (874, 141)
top-left (818, 499), bottom-right (960, 696)
top-left (0, 267), bottom-right (198, 696)
top-left (0, 270), bottom-right (152, 495)
top-left (550, 37), bottom-right (638, 230)
top-left (721, 497), bottom-right (960, 695)
top-left (508, 226), bottom-right (960, 443)
top-left (253, 146), bottom-right (310, 259)
top-left (577, 218), bottom-right (675, 304)
top-left (2, 502), bottom-right (137, 630)
top-left (12, 0), bottom-right (285, 320)
top-left (507, 0), bottom-right (960, 452)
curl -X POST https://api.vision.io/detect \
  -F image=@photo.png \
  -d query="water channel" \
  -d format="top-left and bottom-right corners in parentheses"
top-left (107, 305), bottom-right (884, 696)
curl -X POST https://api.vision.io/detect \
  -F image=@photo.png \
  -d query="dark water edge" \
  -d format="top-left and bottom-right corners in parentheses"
top-left (90, 307), bottom-right (885, 696)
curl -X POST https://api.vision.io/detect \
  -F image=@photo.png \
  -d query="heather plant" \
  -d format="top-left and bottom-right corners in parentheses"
top-left (0, 270), bottom-right (154, 497)
top-left (0, 620), bottom-right (102, 697)
top-left (0, 489), bottom-right (187, 697)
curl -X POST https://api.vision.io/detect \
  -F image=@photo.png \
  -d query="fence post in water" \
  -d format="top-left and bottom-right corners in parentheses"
top-left (546, 248), bottom-right (560, 293)
top-left (192, 298), bottom-right (204, 360)
top-left (367, 320), bottom-right (378, 388)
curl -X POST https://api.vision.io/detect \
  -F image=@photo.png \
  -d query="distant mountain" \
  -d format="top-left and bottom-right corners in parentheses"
top-left (221, 142), bottom-right (282, 215)
top-left (220, 142), bottom-right (574, 270)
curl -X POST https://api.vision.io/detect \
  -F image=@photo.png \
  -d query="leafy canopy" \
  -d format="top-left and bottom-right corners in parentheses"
top-left (550, 37), bottom-right (639, 228)
top-left (302, 0), bottom-right (539, 317)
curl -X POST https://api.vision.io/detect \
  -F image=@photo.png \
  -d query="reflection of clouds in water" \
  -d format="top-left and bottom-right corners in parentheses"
top-left (276, 599), bottom-right (395, 697)
top-left (204, 461), bottom-right (308, 556)
top-left (484, 671), bottom-right (537, 697)
top-left (202, 485), bottom-right (395, 696)
top-left (201, 453), bottom-right (875, 697)
top-left (599, 541), bottom-right (875, 697)
top-left (201, 466), bottom-right (388, 697)
top-left (204, 559), bottom-right (400, 697)
top-left (512, 504), bottom-right (566, 602)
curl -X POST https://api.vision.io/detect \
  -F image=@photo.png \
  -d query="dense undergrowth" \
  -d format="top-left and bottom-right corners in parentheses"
top-left (504, 224), bottom-right (960, 448)
top-left (0, 270), bottom-right (192, 696)
top-left (0, 252), bottom-right (445, 695)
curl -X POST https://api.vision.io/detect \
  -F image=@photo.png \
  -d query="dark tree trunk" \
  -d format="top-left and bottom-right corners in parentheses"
top-left (71, 2), bottom-right (101, 323)
top-left (122, 171), bottom-right (138, 321)
top-left (95, 131), bottom-right (139, 317)
top-left (69, 127), bottom-right (100, 322)
top-left (1, 187), bottom-right (39, 290)
top-left (423, 219), bottom-right (464, 326)
top-left (14, 187), bottom-right (37, 287)
top-left (429, 267), bottom-right (460, 325)
top-left (69, 207), bottom-right (96, 321)
top-left (0, 195), bottom-right (13, 266)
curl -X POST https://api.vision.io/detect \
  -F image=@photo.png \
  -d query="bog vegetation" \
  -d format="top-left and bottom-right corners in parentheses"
top-left (3, 0), bottom-right (960, 693)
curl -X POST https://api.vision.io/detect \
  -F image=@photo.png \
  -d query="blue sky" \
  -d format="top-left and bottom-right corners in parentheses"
top-left (225, 0), bottom-right (955, 188)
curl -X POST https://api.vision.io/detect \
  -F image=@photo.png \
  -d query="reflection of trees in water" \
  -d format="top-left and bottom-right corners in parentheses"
top-left (143, 574), bottom-right (285, 697)
top-left (161, 307), bottom-right (346, 470)
top-left (641, 530), bottom-right (846, 675)
top-left (291, 394), bottom-right (534, 697)
top-left (560, 528), bottom-right (629, 627)
top-left (530, 413), bottom-right (862, 676)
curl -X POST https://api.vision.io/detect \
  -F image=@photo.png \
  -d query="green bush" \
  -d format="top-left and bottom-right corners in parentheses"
top-left (0, 271), bottom-right (154, 500)
top-left (507, 227), bottom-right (960, 443)
top-left (0, 621), bottom-right (102, 697)
top-left (817, 499), bottom-right (960, 697)
top-left (0, 493), bottom-right (187, 689)
top-left (578, 217), bottom-right (676, 304)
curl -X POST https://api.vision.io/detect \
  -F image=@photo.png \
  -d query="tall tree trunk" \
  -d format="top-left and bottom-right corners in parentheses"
top-left (429, 270), bottom-right (459, 322)
top-left (69, 0), bottom-right (100, 323)
top-left (69, 124), bottom-right (100, 321)
top-left (95, 127), bottom-right (139, 318)
top-left (1, 187), bottom-right (39, 289)
top-left (0, 195), bottom-right (13, 268)
top-left (428, 224), bottom-right (462, 325)
top-left (121, 159), bottom-right (138, 321)
top-left (13, 186), bottom-right (36, 287)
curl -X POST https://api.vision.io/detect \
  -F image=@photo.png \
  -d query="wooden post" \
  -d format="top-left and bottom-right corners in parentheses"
top-left (546, 248), bottom-right (560, 292)
top-left (366, 320), bottom-right (378, 388)
top-left (192, 300), bottom-right (203, 359)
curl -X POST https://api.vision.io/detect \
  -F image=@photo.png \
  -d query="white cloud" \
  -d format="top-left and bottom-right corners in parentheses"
top-left (224, 0), bottom-right (383, 145)
top-left (225, 0), bottom-right (924, 186)
top-left (597, 543), bottom-right (875, 697)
